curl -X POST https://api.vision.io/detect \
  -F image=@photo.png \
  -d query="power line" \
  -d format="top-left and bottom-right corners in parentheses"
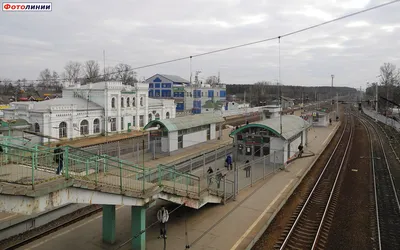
top-left (2, 0), bottom-right (398, 83)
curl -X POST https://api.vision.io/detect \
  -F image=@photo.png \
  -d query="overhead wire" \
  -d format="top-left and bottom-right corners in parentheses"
top-left (2, 0), bottom-right (399, 83)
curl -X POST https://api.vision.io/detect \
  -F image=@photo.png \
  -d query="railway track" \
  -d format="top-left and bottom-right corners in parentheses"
top-left (357, 113), bottom-right (400, 250)
top-left (0, 206), bottom-right (102, 250)
top-left (275, 112), bottom-right (353, 250)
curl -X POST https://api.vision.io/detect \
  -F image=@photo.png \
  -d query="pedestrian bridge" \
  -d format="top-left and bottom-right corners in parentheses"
top-left (0, 137), bottom-right (234, 215)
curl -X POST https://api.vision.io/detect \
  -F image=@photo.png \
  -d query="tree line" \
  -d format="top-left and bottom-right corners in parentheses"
top-left (365, 62), bottom-right (400, 111)
top-left (0, 60), bottom-right (138, 100)
top-left (227, 81), bottom-right (357, 106)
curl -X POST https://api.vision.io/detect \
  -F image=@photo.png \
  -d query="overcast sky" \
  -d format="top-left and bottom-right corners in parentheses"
top-left (0, 0), bottom-right (399, 88)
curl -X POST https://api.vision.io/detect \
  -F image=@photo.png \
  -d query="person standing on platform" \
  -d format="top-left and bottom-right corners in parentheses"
top-left (207, 166), bottom-right (214, 185)
top-left (225, 154), bottom-right (232, 170)
top-left (244, 160), bottom-right (251, 178)
top-left (298, 144), bottom-right (304, 158)
top-left (54, 144), bottom-right (64, 175)
top-left (157, 206), bottom-right (169, 239)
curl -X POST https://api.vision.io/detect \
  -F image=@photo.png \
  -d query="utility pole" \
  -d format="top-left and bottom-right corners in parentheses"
top-left (244, 91), bottom-right (247, 124)
top-left (103, 49), bottom-right (109, 154)
top-left (331, 74), bottom-right (334, 99)
top-left (375, 82), bottom-right (378, 122)
top-left (279, 82), bottom-right (282, 135)
top-left (336, 92), bottom-right (339, 118)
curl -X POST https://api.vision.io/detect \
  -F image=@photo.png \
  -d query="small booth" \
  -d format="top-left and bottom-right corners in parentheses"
top-left (229, 115), bottom-right (311, 165)
top-left (144, 114), bottom-right (225, 155)
top-left (301, 109), bottom-right (330, 127)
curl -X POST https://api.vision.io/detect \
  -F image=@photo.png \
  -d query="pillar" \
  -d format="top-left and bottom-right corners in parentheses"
top-left (102, 205), bottom-right (116, 244)
top-left (132, 206), bottom-right (146, 250)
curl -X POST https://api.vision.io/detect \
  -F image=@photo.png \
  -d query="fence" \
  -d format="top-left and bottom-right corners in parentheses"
top-left (200, 151), bottom-right (284, 202)
top-left (362, 106), bottom-right (400, 131)
top-left (0, 138), bottom-right (151, 193)
top-left (0, 138), bottom-right (207, 197)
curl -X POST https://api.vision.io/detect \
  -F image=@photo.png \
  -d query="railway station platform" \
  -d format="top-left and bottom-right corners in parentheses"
top-left (14, 121), bottom-right (341, 250)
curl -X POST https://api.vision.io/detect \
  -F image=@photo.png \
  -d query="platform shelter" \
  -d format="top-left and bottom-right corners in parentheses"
top-left (229, 115), bottom-right (311, 165)
top-left (144, 114), bottom-right (225, 155)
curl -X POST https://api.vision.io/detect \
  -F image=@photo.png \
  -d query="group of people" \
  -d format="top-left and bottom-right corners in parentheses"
top-left (206, 154), bottom-right (253, 187)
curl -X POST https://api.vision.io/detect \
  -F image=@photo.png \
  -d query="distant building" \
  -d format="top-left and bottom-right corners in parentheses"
top-left (270, 96), bottom-right (295, 109)
top-left (145, 74), bottom-right (227, 114)
top-left (3, 81), bottom-right (175, 142)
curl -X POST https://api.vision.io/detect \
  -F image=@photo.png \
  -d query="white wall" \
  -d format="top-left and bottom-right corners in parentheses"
top-left (270, 137), bottom-right (285, 164)
top-left (161, 137), bottom-right (169, 152)
top-left (289, 136), bottom-right (302, 160)
top-left (210, 123), bottom-right (217, 140)
top-left (183, 130), bottom-right (207, 148)
top-left (169, 131), bottom-right (178, 152)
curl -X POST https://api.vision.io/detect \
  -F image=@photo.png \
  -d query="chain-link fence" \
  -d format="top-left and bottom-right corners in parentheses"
top-left (363, 106), bottom-right (400, 131)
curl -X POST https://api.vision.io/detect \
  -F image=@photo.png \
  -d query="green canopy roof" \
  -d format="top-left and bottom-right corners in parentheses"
top-left (144, 114), bottom-right (224, 132)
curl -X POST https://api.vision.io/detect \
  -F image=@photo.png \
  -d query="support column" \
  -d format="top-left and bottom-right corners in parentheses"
top-left (132, 206), bottom-right (146, 250)
top-left (102, 205), bottom-right (116, 244)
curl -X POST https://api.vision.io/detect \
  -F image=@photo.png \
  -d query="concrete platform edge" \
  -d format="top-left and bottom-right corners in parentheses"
top-left (244, 122), bottom-right (341, 250)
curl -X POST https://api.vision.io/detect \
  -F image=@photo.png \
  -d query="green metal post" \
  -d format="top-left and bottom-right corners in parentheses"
top-left (95, 159), bottom-right (98, 185)
top-left (131, 206), bottom-right (146, 250)
top-left (64, 146), bottom-right (69, 179)
top-left (32, 145), bottom-right (37, 190)
top-left (119, 161), bottom-right (122, 191)
top-left (173, 170), bottom-right (176, 193)
top-left (186, 175), bottom-right (189, 194)
top-left (102, 205), bottom-right (116, 244)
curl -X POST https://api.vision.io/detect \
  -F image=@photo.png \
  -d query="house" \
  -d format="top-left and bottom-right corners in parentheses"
top-left (146, 74), bottom-right (227, 114)
top-left (3, 81), bottom-right (176, 142)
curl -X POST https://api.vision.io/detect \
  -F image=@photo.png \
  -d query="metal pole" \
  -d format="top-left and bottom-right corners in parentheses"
top-left (273, 151), bottom-right (276, 172)
top-left (375, 82), bottom-right (378, 122)
top-left (336, 92), bottom-right (339, 118)
top-left (136, 143), bottom-right (139, 164)
top-left (117, 141), bottom-right (120, 158)
top-left (142, 140), bottom-right (145, 169)
top-left (152, 139), bottom-right (156, 160)
top-left (203, 153), bottom-right (206, 175)
top-left (263, 155), bottom-right (266, 179)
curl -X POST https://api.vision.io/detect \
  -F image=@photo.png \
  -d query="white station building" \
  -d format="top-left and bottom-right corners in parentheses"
top-left (3, 81), bottom-right (176, 142)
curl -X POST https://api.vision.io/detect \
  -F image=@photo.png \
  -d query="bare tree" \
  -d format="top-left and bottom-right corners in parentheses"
top-left (205, 76), bottom-right (219, 86)
top-left (379, 62), bottom-right (399, 86)
top-left (104, 66), bottom-right (115, 81)
top-left (84, 60), bottom-right (100, 83)
top-left (114, 63), bottom-right (137, 85)
top-left (63, 61), bottom-right (82, 83)
top-left (37, 68), bottom-right (52, 90)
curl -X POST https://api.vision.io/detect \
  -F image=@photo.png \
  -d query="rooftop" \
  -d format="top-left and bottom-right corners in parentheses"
top-left (159, 74), bottom-right (190, 84)
top-left (229, 115), bottom-right (311, 140)
top-left (144, 113), bottom-right (225, 132)
top-left (7, 97), bottom-right (103, 112)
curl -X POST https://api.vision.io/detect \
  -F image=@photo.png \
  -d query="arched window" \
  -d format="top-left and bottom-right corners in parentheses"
top-left (121, 97), bottom-right (124, 108)
top-left (132, 97), bottom-right (136, 107)
top-left (80, 120), bottom-right (89, 135)
top-left (148, 113), bottom-right (152, 121)
top-left (140, 97), bottom-right (143, 106)
top-left (127, 97), bottom-right (130, 107)
top-left (34, 123), bottom-right (40, 133)
top-left (155, 113), bottom-right (160, 120)
top-left (93, 118), bottom-right (100, 133)
top-left (111, 97), bottom-right (116, 108)
top-left (166, 112), bottom-right (170, 119)
top-left (59, 122), bottom-right (67, 138)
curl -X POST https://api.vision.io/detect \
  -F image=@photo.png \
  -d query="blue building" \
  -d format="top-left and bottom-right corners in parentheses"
top-left (145, 74), bottom-right (227, 114)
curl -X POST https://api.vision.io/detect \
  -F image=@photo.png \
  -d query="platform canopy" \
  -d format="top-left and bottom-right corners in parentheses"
top-left (144, 114), bottom-right (225, 132)
top-left (229, 115), bottom-right (311, 140)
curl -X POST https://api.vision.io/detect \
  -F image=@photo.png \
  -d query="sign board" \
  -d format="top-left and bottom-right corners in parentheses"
top-left (173, 87), bottom-right (184, 92)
